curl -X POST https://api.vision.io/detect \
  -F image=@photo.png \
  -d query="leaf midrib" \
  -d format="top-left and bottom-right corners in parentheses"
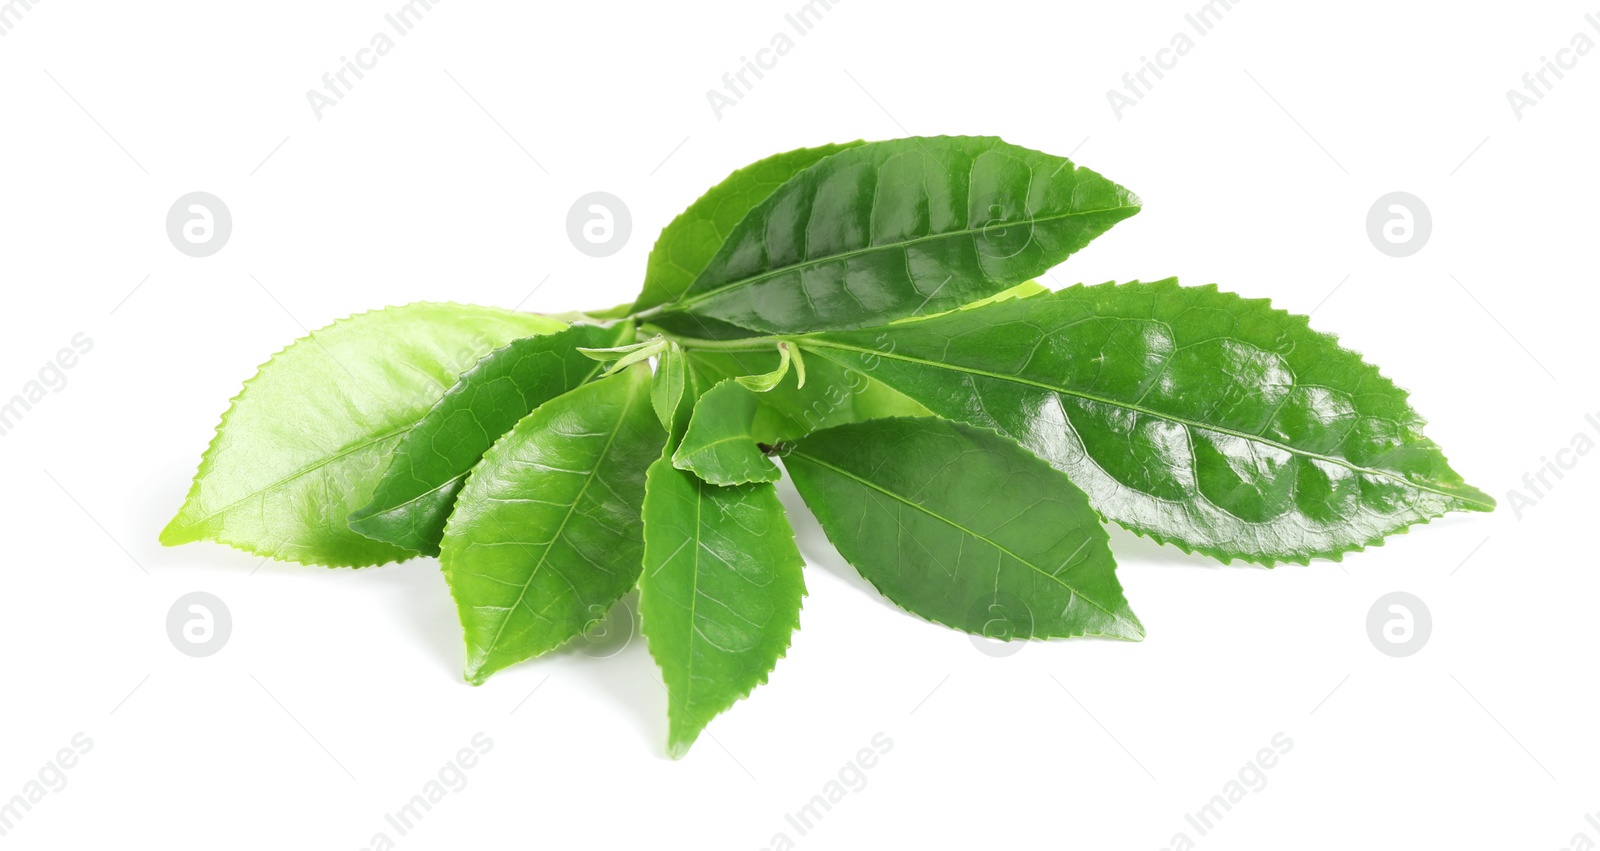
top-left (176, 423), bottom-right (414, 532)
top-left (802, 341), bottom-right (1492, 509)
top-left (658, 204), bottom-right (1137, 317)
top-left (785, 449), bottom-right (1136, 632)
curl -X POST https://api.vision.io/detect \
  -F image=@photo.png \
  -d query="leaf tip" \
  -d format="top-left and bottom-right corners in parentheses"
top-left (1115, 615), bottom-right (1147, 642)
top-left (1458, 484), bottom-right (1496, 512)
top-left (159, 506), bottom-right (201, 547)
top-left (665, 734), bottom-right (697, 760)
top-left (462, 653), bottom-right (496, 686)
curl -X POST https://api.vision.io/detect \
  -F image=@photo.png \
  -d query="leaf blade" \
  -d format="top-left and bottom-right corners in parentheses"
top-left (161, 303), bottom-right (563, 567)
top-left (802, 280), bottom-right (1493, 564)
top-left (671, 379), bottom-right (781, 486)
top-left (645, 136), bottom-right (1139, 335)
top-left (634, 141), bottom-right (863, 314)
top-left (639, 457), bottom-right (805, 758)
top-left (439, 365), bottom-right (665, 683)
top-left (785, 417), bottom-right (1140, 640)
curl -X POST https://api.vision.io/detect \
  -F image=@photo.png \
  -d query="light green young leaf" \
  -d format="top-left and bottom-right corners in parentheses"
top-left (440, 364), bottom-right (664, 684)
top-left (348, 322), bottom-right (632, 556)
top-left (786, 417), bottom-right (1142, 641)
top-left (651, 342), bottom-right (690, 431)
top-left (672, 379), bottom-right (780, 486)
top-left (734, 342), bottom-right (791, 392)
top-left (161, 303), bottom-right (563, 567)
top-left (800, 280), bottom-right (1494, 564)
top-left (580, 337), bottom-right (668, 376)
top-left (642, 136), bottom-right (1140, 337)
top-left (790, 344), bottom-right (807, 389)
top-left (639, 457), bottom-right (805, 758)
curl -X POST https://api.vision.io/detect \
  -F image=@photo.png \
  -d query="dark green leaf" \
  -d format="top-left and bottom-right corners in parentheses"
top-left (641, 136), bottom-right (1139, 336)
top-left (350, 322), bottom-right (632, 556)
top-left (786, 417), bottom-right (1141, 641)
top-left (634, 141), bottom-right (863, 315)
top-left (672, 379), bottom-right (780, 486)
top-left (439, 365), bottom-right (665, 684)
top-left (801, 280), bottom-right (1495, 564)
top-left (161, 303), bottom-right (564, 567)
top-left (639, 457), bottom-right (805, 758)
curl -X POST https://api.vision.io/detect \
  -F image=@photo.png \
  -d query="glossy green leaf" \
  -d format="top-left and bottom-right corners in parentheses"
top-left (639, 456), bottom-right (805, 758)
top-left (348, 322), bottom-right (631, 556)
top-left (686, 348), bottom-right (928, 443)
top-left (785, 417), bottom-right (1141, 640)
top-left (439, 365), bottom-right (665, 684)
top-left (641, 136), bottom-right (1140, 336)
top-left (672, 379), bottom-right (780, 486)
top-left (801, 280), bottom-right (1495, 564)
top-left (162, 303), bottom-right (563, 567)
top-left (634, 141), bottom-right (863, 314)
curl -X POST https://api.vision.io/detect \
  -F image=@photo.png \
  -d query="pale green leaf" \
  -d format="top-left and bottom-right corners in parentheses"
top-left (162, 303), bottom-right (563, 567)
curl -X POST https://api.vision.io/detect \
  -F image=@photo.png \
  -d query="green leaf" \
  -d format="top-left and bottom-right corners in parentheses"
top-left (348, 322), bottom-right (632, 556)
top-left (800, 280), bottom-right (1495, 565)
top-left (639, 457), bottom-right (805, 758)
top-left (785, 417), bottom-right (1141, 641)
top-left (633, 141), bottom-right (864, 314)
top-left (439, 365), bottom-right (665, 684)
top-left (686, 348), bottom-right (929, 443)
top-left (651, 342), bottom-right (690, 432)
top-left (641, 136), bottom-right (1140, 336)
top-left (672, 379), bottom-right (781, 486)
top-left (161, 303), bottom-right (563, 567)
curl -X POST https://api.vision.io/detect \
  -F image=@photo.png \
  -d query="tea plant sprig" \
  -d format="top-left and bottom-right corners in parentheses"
top-left (163, 136), bottom-right (1492, 757)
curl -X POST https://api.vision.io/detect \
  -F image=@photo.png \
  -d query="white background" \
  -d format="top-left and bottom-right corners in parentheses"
top-left (1, 1), bottom-right (1596, 848)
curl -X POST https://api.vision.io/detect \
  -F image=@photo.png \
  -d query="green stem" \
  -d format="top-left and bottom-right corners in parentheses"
top-left (644, 330), bottom-right (795, 353)
top-left (629, 304), bottom-right (666, 322)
